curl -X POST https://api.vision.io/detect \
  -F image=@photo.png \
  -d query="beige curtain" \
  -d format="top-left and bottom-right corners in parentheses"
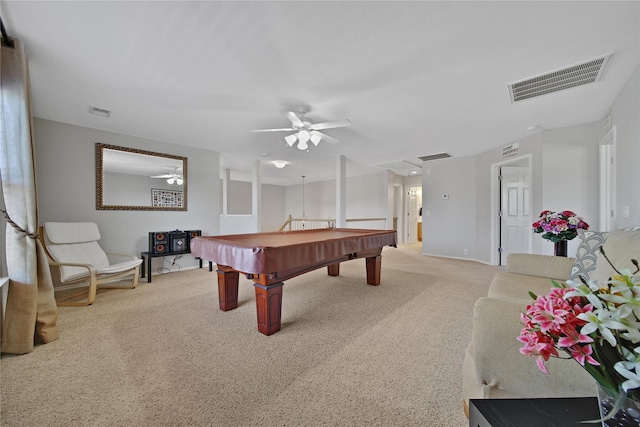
top-left (1, 37), bottom-right (58, 354)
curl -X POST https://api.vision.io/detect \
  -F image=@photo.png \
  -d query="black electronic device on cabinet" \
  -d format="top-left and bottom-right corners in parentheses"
top-left (169, 230), bottom-right (188, 252)
top-left (142, 228), bottom-right (209, 283)
top-left (149, 231), bottom-right (169, 254)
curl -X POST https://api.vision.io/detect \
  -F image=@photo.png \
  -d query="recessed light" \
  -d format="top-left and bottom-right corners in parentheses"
top-left (527, 125), bottom-right (541, 132)
top-left (273, 160), bottom-right (287, 169)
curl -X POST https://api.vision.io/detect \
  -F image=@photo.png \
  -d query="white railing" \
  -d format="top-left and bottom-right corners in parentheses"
top-left (345, 217), bottom-right (388, 230)
top-left (279, 215), bottom-right (390, 231)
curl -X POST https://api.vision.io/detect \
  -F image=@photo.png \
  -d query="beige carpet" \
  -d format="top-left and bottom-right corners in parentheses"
top-left (1, 243), bottom-right (499, 426)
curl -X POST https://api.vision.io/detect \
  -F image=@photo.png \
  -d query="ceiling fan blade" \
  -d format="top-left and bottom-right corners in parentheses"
top-left (310, 130), bottom-right (338, 144)
top-left (150, 174), bottom-right (173, 178)
top-left (309, 119), bottom-right (351, 131)
top-left (251, 128), bottom-right (295, 132)
top-left (286, 111), bottom-right (304, 127)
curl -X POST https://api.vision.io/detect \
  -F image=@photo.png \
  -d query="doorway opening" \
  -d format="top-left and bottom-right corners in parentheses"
top-left (406, 185), bottom-right (422, 244)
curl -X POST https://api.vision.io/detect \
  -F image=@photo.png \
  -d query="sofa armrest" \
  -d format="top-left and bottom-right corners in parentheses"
top-left (464, 297), bottom-right (594, 402)
top-left (506, 253), bottom-right (574, 281)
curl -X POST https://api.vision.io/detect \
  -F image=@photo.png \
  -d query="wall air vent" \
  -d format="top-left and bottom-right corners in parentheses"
top-left (508, 53), bottom-right (612, 103)
top-left (418, 153), bottom-right (451, 162)
top-left (89, 106), bottom-right (111, 118)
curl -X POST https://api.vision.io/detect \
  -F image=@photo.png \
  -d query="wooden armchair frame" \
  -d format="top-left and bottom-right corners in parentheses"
top-left (39, 224), bottom-right (141, 306)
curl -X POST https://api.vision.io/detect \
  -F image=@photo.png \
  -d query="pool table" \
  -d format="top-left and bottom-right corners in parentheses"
top-left (190, 228), bottom-right (397, 335)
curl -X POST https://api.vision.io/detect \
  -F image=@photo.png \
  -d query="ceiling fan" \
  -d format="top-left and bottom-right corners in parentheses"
top-left (151, 168), bottom-right (183, 185)
top-left (252, 110), bottom-right (351, 150)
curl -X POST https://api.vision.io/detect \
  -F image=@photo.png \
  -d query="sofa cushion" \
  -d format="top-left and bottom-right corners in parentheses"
top-left (591, 229), bottom-right (640, 283)
top-left (568, 230), bottom-right (608, 283)
top-left (506, 253), bottom-right (574, 280)
top-left (488, 272), bottom-right (559, 302)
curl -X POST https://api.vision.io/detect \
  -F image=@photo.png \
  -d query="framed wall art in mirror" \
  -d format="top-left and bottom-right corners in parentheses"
top-left (96, 143), bottom-right (187, 211)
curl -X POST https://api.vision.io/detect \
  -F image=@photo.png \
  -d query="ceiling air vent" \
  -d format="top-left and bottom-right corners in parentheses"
top-left (418, 153), bottom-right (451, 162)
top-left (508, 53), bottom-right (612, 103)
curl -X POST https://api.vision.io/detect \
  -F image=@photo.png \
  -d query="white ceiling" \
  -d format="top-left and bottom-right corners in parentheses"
top-left (2, 1), bottom-right (639, 185)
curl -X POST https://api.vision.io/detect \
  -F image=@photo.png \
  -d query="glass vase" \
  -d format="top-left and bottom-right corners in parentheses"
top-left (554, 240), bottom-right (568, 257)
top-left (597, 383), bottom-right (640, 427)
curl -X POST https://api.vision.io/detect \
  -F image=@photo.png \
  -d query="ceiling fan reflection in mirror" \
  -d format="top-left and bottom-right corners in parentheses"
top-left (151, 168), bottom-right (183, 185)
top-left (252, 109), bottom-right (351, 150)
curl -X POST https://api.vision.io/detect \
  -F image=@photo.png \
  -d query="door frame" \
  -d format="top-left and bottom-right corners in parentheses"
top-left (490, 154), bottom-right (533, 266)
top-left (599, 125), bottom-right (616, 232)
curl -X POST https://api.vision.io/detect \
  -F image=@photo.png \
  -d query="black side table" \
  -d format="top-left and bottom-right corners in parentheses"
top-left (140, 251), bottom-right (213, 282)
top-left (469, 397), bottom-right (599, 427)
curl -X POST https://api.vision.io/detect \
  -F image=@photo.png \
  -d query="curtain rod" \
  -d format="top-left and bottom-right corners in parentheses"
top-left (1, 16), bottom-right (15, 48)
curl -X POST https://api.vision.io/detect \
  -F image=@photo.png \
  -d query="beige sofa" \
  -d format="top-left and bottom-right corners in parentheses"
top-left (462, 254), bottom-right (595, 416)
top-left (463, 227), bottom-right (640, 415)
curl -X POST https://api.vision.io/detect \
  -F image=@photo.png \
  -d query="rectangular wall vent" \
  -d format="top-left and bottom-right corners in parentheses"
top-left (89, 106), bottom-right (111, 118)
top-left (418, 153), bottom-right (451, 161)
top-left (508, 53), bottom-right (612, 103)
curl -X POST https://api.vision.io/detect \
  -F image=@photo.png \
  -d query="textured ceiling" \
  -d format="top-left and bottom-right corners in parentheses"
top-left (2, 1), bottom-right (639, 185)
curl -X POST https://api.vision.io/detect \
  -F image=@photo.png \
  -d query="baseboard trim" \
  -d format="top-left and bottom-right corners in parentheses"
top-left (420, 252), bottom-right (494, 266)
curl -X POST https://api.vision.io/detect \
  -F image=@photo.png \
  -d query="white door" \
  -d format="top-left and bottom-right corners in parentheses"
top-left (500, 167), bottom-right (531, 265)
top-left (406, 186), bottom-right (422, 243)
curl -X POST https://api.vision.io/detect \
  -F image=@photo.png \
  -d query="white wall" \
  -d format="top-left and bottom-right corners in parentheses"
top-left (540, 122), bottom-right (601, 256)
top-left (284, 172), bottom-right (388, 220)
top-left (431, 122), bottom-right (602, 264)
top-left (422, 156), bottom-right (477, 259)
top-left (610, 66), bottom-right (640, 229)
top-left (34, 118), bottom-right (220, 274)
top-left (227, 180), bottom-right (252, 214)
top-left (219, 181), bottom-right (286, 233)
top-left (261, 184), bottom-right (286, 231)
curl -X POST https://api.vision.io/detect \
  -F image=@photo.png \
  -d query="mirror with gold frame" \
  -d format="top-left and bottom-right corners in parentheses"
top-left (96, 143), bottom-right (187, 211)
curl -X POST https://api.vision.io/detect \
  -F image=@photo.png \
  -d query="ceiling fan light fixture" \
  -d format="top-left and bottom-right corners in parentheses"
top-left (298, 130), bottom-right (310, 144)
top-left (176, 178), bottom-right (183, 185)
top-left (284, 134), bottom-right (297, 146)
top-left (167, 178), bottom-right (175, 184)
top-left (310, 133), bottom-right (322, 146)
top-left (297, 139), bottom-right (309, 150)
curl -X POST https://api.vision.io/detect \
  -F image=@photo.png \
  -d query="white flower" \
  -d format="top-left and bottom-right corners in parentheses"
top-left (615, 360), bottom-right (640, 392)
top-left (578, 309), bottom-right (626, 346)
top-left (565, 281), bottom-right (603, 310)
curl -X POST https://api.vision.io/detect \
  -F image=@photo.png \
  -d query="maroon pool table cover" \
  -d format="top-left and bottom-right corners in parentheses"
top-left (190, 228), bottom-right (397, 275)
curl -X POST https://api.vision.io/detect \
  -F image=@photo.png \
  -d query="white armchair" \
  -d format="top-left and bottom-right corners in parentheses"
top-left (41, 222), bottom-right (142, 306)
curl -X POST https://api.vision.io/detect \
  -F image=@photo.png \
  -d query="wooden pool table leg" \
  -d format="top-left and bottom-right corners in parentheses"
top-left (365, 255), bottom-right (382, 285)
top-left (253, 283), bottom-right (284, 335)
top-left (216, 269), bottom-right (239, 311)
top-left (327, 263), bottom-right (340, 276)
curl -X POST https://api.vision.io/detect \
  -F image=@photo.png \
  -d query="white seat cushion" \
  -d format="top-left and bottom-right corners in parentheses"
top-left (47, 241), bottom-right (110, 282)
top-left (97, 259), bottom-right (142, 275)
